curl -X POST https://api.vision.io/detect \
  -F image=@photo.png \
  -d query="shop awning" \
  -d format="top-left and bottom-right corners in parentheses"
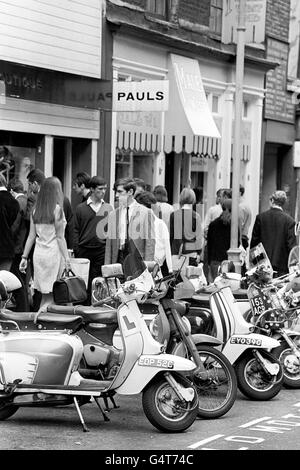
top-left (164, 54), bottom-right (221, 156)
top-left (115, 54), bottom-right (221, 157)
top-left (116, 110), bottom-right (162, 153)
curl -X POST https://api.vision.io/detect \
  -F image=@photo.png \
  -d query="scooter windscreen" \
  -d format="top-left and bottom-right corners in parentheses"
top-left (123, 239), bottom-right (147, 281)
top-left (120, 240), bottom-right (154, 301)
top-left (248, 243), bottom-right (273, 280)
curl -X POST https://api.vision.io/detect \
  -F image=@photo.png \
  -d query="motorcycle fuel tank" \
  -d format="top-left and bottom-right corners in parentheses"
top-left (0, 331), bottom-right (83, 385)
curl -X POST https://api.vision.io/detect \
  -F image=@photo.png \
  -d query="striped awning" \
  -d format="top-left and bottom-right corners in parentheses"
top-left (164, 54), bottom-right (221, 155)
top-left (116, 111), bottom-right (161, 153)
top-left (115, 54), bottom-right (221, 157)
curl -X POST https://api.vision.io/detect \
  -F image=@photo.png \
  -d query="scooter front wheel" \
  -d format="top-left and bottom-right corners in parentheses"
top-left (142, 375), bottom-right (198, 433)
top-left (193, 345), bottom-right (237, 419)
top-left (272, 341), bottom-right (300, 389)
top-left (235, 350), bottom-right (283, 400)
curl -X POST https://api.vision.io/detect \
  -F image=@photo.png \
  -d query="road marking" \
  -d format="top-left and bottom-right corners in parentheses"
top-left (188, 434), bottom-right (224, 449)
top-left (239, 417), bottom-right (271, 428)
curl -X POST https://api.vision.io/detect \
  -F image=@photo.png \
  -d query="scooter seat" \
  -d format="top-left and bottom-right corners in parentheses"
top-left (46, 304), bottom-right (118, 324)
top-left (0, 310), bottom-right (83, 332)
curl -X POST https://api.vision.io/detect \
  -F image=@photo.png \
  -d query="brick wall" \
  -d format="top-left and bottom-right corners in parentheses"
top-left (178, 0), bottom-right (210, 26)
top-left (264, 0), bottom-right (294, 123)
top-left (266, 0), bottom-right (290, 41)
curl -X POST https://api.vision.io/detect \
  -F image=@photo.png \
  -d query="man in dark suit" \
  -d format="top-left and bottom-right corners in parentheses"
top-left (105, 177), bottom-right (155, 265)
top-left (250, 190), bottom-right (296, 276)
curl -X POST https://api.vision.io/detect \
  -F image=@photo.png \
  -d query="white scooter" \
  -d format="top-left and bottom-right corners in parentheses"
top-left (195, 284), bottom-right (284, 400)
top-left (0, 254), bottom-right (199, 433)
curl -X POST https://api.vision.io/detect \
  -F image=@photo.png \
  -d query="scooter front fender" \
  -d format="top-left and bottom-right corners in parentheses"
top-left (191, 334), bottom-right (222, 347)
top-left (168, 334), bottom-right (222, 358)
top-left (115, 354), bottom-right (196, 395)
top-left (222, 334), bottom-right (281, 365)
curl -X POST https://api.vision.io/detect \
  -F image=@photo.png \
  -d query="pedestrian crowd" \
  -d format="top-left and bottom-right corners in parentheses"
top-left (0, 164), bottom-right (297, 313)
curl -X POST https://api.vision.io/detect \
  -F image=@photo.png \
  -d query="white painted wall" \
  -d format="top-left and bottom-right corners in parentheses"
top-left (0, 0), bottom-right (102, 77)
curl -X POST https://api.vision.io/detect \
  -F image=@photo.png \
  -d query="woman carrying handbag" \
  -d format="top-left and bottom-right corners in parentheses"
top-left (19, 177), bottom-right (71, 313)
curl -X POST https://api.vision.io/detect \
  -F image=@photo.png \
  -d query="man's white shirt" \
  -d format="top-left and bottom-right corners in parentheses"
top-left (154, 216), bottom-right (172, 272)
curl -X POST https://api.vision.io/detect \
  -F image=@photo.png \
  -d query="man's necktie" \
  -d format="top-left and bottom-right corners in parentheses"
top-left (126, 205), bottom-right (129, 242)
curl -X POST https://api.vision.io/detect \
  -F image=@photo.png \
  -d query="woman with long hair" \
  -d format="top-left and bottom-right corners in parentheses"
top-left (19, 177), bottom-right (71, 312)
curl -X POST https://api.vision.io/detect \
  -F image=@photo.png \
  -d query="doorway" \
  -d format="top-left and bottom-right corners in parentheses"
top-left (53, 138), bottom-right (67, 188)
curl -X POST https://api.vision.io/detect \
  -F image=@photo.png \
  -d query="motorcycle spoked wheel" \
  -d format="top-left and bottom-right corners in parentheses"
top-left (272, 341), bottom-right (300, 389)
top-left (142, 374), bottom-right (198, 433)
top-left (0, 399), bottom-right (18, 420)
top-left (192, 345), bottom-right (237, 419)
top-left (235, 350), bottom-right (283, 400)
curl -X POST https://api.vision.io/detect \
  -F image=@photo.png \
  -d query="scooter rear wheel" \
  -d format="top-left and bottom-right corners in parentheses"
top-left (142, 375), bottom-right (198, 433)
top-left (272, 341), bottom-right (300, 389)
top-left (0, 400), bottom-right (18, 420)
top-left (235, 350), bottom-right (283, 400)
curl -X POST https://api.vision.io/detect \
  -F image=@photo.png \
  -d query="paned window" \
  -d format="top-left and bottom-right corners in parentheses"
top-left (147, 0), bottom-right (169, 20)
top-left (210, 0), bottom-right (223, 35)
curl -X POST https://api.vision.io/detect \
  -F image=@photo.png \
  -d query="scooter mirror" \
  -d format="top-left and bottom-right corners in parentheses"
top-left (0, 270), bottom-right (21, 293)
top-left (0, 279), bottom-right (8, 301)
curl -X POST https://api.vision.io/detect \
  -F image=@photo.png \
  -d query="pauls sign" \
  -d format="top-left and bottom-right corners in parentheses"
top-left (113, 80), bottom-right (169, 112)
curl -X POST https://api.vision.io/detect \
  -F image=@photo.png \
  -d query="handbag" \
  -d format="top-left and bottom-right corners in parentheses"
top-left (53, 269), bottom-right (87, 305)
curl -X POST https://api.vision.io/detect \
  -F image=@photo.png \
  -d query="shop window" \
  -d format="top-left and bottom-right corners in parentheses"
top-left (0, 132), bottom-right (39, 191)
top-left (210, 0), bottom-right (223, 35)
top-left (212, 95), bottom-right (219, 113)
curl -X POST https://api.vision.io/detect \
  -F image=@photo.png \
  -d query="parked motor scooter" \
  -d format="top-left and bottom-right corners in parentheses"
top-left (147, 273), bottom-right (238, 419)
top-left (176, 270), bottom-right (284, 400)
top-left (88, 259), bottom-right (238, 419)
top-left (0, 255), bottom-right (199, 433)
top-left (242, 243), bottom-right (300, 388)
top-left (1, 261), bottom-right (237, 420)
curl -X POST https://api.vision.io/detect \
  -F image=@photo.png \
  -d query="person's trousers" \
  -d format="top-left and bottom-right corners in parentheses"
top-left (209, 260), bottom-right (221, 282)
top-left (0, 258), bottom-right (13, 271)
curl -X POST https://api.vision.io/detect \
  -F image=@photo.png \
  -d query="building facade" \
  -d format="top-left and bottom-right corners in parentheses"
top-left (106, 0), bottom-right (275, 223)
top-left (0, 0), bottom-right (112, 207)
top-left (261, 0), bottom-right (297, 217)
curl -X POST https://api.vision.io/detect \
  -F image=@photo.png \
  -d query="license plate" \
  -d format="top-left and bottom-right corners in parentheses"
top-left (249, 294), bottom-right (268, 316)
top-left (138, 357), bottom-right (174, 369)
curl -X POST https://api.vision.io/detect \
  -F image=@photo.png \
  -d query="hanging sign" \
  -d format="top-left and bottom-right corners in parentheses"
top-left (113, 80), bottom-right (169, 112)
top-left (222, 0), bottom-right (266, 44)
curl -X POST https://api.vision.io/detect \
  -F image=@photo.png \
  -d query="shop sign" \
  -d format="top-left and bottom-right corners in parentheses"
top-left (222, 0), bottom-right (266, 44)
top-left (170, 54), bottom-right (220, 138)
top-left (0, 60), bottom-right (112, 110)
top-left (113, 80), bottom-right (169, 112)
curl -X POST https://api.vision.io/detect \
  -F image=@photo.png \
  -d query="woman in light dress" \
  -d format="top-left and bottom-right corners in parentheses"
top-left (19, 177), bottom-right (71, 312)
